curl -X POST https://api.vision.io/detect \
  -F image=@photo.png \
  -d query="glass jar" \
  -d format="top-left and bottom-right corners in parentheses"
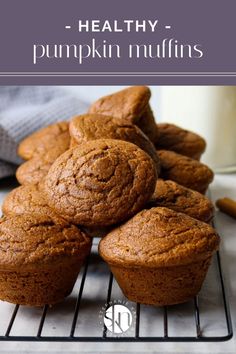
top-left (160, 86), bottom-right (236, 172)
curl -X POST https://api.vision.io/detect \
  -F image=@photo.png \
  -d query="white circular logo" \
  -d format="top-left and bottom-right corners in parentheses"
top-left (103, 304), bottom-right (133, 334)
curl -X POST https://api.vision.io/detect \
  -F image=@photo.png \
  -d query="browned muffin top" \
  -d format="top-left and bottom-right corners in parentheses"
top-left (99, 207), bottom-right (220, 268)
top-left (44, 139), bottom-right (157, 226)
top-left (18, 121), bottom-right (70, 160)
top-left (0, 214), bottom-right (92, 271)
top-left (88, 86), bottom-right (159, 144)
top-left (2, 185), bottom-right (56, 218)
top-left (89, 86), bottom-right (150, 122)
top-left (156, 123), bottom-right (206, 160)
top-left (16, 148), bottom-right (64, 186)
top-left (69, 113), bottom-right (160, 174)
top-left (158, 150), bottom-right (214, 193)
top-left (148, 179), bottom-right (214, 223)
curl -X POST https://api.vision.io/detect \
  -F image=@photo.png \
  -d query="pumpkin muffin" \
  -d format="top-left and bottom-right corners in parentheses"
top-left (158, 150), bottom-right (214, 194)
top-left (88, 86), bottom-right (159, 144)
top-left (18, 121), bottom-right (70, 160)
top-left (148, 179), bottom-right (214, 223)
top-left (156, 123), bottom-right (206, 160)
top-left (0, 214), bottom-right (92, 306)
top-left (16, 148), bottom-right (64, 186)
top-left (69, 113), bottom-right (160, 174)
top-left (99, 207), bottom-right (220, 306)
top-left (2, 184), bottom-right (57, 218)
top-left (44, 139), bottom-right (157, 227)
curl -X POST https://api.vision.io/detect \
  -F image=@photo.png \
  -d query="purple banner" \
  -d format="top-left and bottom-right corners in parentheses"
top-left (0, 0), bottom-right (236, 84)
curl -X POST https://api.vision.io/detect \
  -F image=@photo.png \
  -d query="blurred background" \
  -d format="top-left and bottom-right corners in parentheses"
top-left (65, 86), bottom-right (236, 172)
top-left (1, 86), bottom-right (236, 177)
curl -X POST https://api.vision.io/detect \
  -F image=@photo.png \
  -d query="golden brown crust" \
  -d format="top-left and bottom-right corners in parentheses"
top-left (136, 105), bottom-right (159, 144)
top-left (0, 264), bottom-right (81, 306)
top-left (148, 179), bottom-right (214, 223)
top-left (2, 185), bottom-right (56, 218)
top-left (70, 137), bottom-right (79, 148)
top-left (158, 150), bottom-right (214, 193)
top-left (88, 86), bottom-right (159, 143)
top-left (18, 121), bottom-right (70, 160)
top-left (69, 113), bottom-right (160, 174)
top-left (156, 123), bottom-right (206, 160)
top-left (44, 139), bottom-right (157, 226)
top-left (0, 214), bottom-right (92, 271)
top-left (109, 257), bottom-right (211, 306)
top-left (99, 207), bottom-right (220, 268)
top-left (89, 86), bottom-right (150, 122)
top-left (16, 148), bottom-right (64, 186)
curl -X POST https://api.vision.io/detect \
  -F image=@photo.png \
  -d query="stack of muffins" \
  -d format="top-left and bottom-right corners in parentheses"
top-left (0, 86), bottom-right (220, 307)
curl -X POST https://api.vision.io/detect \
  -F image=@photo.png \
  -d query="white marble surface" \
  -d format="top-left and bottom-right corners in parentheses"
top-left (0, 174), bottom-right (236, 354)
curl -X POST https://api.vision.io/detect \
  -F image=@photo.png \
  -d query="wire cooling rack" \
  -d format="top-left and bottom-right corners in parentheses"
top-left (0, 237), bottom-right (233, 343)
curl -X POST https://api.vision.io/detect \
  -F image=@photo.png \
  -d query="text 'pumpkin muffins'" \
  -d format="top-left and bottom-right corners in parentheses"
top-left (148, 179), bottom-right (214, 223)
top-left (69, 113), bottom-right (160, 174)
top-left (0, 215), bottom-right (91, 306)
top-left (99, 207), bottom-right (220, 306)
top-left (158, 150), bottom-right (214, 194)
top-left (88, 86), bottom-right (159, 144)
top-left (44, 139), bottom-right (157, 226)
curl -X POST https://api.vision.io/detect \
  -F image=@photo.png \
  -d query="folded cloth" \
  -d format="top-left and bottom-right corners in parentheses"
top-left (0, 160), bottom-right (17, 180)
top-left (0, 86), bottom-right (89, 179)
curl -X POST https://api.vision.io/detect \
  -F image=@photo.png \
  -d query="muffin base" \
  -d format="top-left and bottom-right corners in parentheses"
top-left (110, 257), bottom-right (211, 306)
top-left (0, 261), bottom-right (83, 306)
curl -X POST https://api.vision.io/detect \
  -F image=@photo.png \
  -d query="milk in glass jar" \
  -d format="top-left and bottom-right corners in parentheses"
top-left (160, 86), bottom-right (236, 172)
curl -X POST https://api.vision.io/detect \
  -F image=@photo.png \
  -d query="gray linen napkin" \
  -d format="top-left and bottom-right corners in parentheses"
top-left (0, 86), bottom-right (89, 179)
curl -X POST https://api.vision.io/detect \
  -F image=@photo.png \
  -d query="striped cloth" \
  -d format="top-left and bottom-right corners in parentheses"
top-left (0, 86), bottom-right (88, 179)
